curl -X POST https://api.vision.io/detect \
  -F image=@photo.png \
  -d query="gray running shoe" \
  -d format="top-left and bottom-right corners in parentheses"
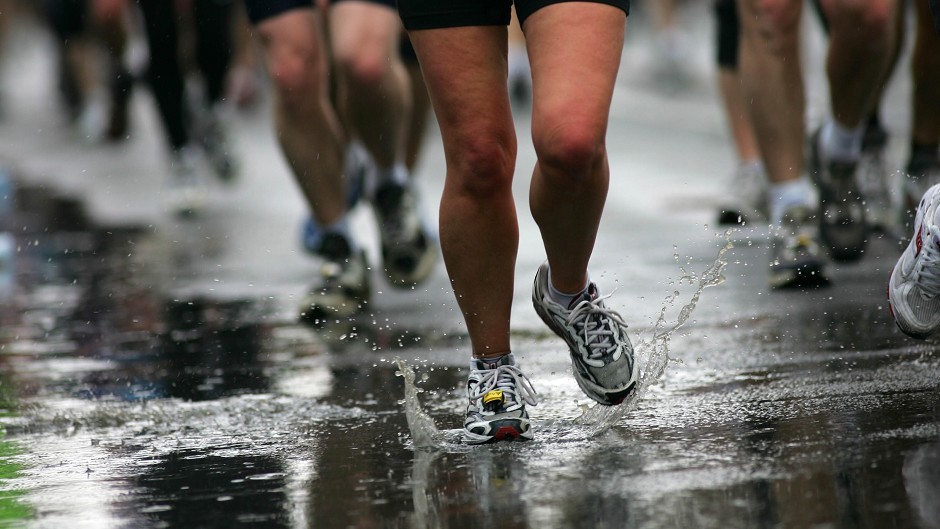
top-left (857, 124), bottom-right (894, 234)
top-left (373, 181), bottom-right (437, 288)
top-left (532, 262), bottom-right (638, 406)
top-left (299, 233), bottom-right (370, 326)
top-left (717, 162), bottom-right (769, 225)
top-left (198, 105), bottom-right (239, 183)
top-left (768, 205), bottom-right (829, 289)
top-left (464, 353), bottom-right (538, 444)
top-left (809, 127), bottom-right (868, 262)
top-left (166, 147), bottom-right (206, 217)
top-left (888, 183), bottom-right (940, 339)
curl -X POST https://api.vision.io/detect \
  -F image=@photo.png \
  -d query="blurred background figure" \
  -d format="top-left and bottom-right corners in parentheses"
top-left (136, 0), bottom-right (240, 215)
top-left (40, 0), bottom-right (135, 143)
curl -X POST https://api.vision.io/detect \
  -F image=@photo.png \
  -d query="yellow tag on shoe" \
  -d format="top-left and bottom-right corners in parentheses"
top-left (483, 389), bottom-right (505, 409)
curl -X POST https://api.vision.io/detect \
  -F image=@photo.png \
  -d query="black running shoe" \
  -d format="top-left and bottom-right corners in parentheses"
top-left (373, 181), bottom-right (437, 288)
top-left (809, 127), bottom-right (868, 262)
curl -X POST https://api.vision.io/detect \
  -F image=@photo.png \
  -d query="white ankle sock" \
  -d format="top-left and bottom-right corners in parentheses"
top-left (769, 177), bottom-right (814, 226)
top-left (821, 120), bottom-right (863, 163)
top-left (547, 269), bottom-right (590, 308)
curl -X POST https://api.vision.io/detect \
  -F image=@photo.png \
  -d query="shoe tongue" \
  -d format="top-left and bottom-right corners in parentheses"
top-left (567, 283), bottom-right (598, 310)
top-left (472, 353), bottom-right (514, 371)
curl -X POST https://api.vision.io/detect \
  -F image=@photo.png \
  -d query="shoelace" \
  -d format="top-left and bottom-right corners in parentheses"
top-left (566, 294), bottom-right (628, 361)
top-left (915, 225), bottom-right (940, 299)
top-left (469, 364), bottom-right (538, 408)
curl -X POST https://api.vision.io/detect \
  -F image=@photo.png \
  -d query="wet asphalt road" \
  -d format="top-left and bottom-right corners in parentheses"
top-left (0, 7), bottom-right (939, 529)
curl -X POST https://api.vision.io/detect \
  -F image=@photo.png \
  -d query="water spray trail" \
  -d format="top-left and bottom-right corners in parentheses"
top-left (395, 358), bottom-right (442, 448)
top-left (578, 234), bottom-right (734, 433)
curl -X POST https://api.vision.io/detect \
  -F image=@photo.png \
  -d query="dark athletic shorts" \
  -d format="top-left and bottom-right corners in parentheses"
top-left (931, 0), bottom-right (940, 36)
top-left (243, 0), bottom-right (395, 25)
top-left (714, 0), bottom-right (738, 69)
top-left (398, 0), bottom-right (630, 31)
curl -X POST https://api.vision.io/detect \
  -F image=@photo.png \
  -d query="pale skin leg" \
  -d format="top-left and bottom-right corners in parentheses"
top-left (736, 0), bottom-right (895, 185)
top-left (736, 0), bottom-right (804, 185)
top-left (330, 2), bottom-right (410, 171)
top-left (407, 3), bottom-right (625, 358)
top-left (718, 68), bottom-right (761, 164)
top-left (256, 9), bottom-right (347, 227)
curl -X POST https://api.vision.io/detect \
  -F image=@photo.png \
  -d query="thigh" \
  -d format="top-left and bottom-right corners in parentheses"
top-left (524, 2), bottom-right (625, 141)
top-left (329, 1), bottom-right (401, 62)
top-left (407, 26), bottom-right (515, 157)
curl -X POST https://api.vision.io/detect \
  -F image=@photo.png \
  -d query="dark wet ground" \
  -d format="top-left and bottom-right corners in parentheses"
top-left (0, 174), bottom-right (937, 529)
top-left (0, 7), bottom-right (938, 529)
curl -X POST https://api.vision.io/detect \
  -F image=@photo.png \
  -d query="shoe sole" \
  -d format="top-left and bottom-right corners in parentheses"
top-left (463, 418), bottom-right (533, 444)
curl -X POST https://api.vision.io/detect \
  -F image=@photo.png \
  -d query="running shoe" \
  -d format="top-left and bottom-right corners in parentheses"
top-left (166, 147), bottom-right (207, 217)
top-left (809, 127), bottom-right (868, 262)
top-left (717, 162), bottom-right (768, 225)
top-left (373, 180), bottom-right (437, 288)
top-left (768, 205), bottom-right (829, 289)
top-left (464, 353), bottom-right (537, 444)
top-left (531, 262), bottom-right (638, 406)
top-left (298, 233), bottom-right (370, 325)
top-left (888, 184), bottom-right (940, 339)
top-left (198, 105), bottom-right (239, 183)
top-left (857, 122), bottom-right (893, 234)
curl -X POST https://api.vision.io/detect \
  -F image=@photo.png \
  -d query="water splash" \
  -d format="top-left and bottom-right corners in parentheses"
top-left (394, 358), bottom-right (443, 448)
top-left (396, 235), bottom-right (734, 445)
top-left (577, 235), bottom-right (733, 434)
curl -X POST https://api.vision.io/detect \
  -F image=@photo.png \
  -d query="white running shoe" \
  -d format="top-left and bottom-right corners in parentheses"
top-left (463, 353), bottom-right (537, 444)
top-left (888, 183), bottom-right (940, 339)
top-left (717, 162), bottom-right (768, 226)
top-left (166, 147), bottom-right (207, 217)
top-left (532, 262), bottom-right (638, 405)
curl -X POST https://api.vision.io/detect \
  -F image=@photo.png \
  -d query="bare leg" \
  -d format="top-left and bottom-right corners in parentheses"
top-left (718, 68), bottom-right (760, 164)
top-left (257, 9), bottom-right (346, 226)
top-left (526, 3), bottom-right (625, 293)
top-left (330, 2), bottom-right (409, 171)
top-left (821, 0), bottom-right (896, 130)
top-left (408, 26), bottom-right (516, 358)
top-left (736, 0), bottom-right (804, 186)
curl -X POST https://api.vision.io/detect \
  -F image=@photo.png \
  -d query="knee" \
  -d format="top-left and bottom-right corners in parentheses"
top-left (266, 45), bottom-right (327, 106)
top-left (831, 0), bottom-right (893, 38)
top-left (333, 46), bottom-right (391, 87)
top-left (533, 123), bottom-right (605, 187)
top-left (740, 0), bottom-right (802, 55)
top-left (450, 136), bottom-right (516, 200)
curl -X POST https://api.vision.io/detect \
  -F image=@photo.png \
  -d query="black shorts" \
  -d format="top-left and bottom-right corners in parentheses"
top-left (242, 0), bottom-right (395, 25)
top-left (714, 0), bottom-right (738, 69)
top-left (931, 0), bottom-right (940, 36)
top-left (398, 0), bottom-right (629, 31)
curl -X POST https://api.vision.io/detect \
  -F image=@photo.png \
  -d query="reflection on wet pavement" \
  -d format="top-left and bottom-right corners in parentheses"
top-left (0, 170), bottom-right (939, 529)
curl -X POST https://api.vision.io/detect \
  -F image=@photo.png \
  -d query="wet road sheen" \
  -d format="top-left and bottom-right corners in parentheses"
top-left (0, 179), bottom-right (938, 529)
